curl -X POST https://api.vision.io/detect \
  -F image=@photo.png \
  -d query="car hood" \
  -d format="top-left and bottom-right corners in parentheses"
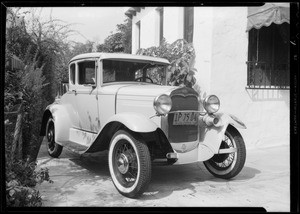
top-left (114, 83), bottom-right (177, 118)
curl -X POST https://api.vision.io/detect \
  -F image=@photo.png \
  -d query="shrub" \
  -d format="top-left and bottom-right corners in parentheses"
top-left (6, 160), bottom-right (53, 207)
top-left (5, 50), bottom-right (52, 207)
top-left (136, 38), bottom-right (197, 88)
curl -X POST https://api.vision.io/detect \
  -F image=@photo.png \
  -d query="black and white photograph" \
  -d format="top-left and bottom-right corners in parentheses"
top-left (2, 2), bottom-right (298, 212)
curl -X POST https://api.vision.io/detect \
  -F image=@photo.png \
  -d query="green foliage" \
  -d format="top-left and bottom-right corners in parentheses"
top-left (97, 32), bottom-right (123, 52)
top-left (5, 49), bottom-right (52, 207)
top-left (136, 39), bottom-right (197, 88)
top-left (97, 18), bottom-right (132, 53)
top-left (5, 8), bottom-right (67, 207)
top-left (6, 160), bottom-right (53, 207)
top-left (6, 181), bottom-right (42, 207)
top-left (7, 160), bottom-right (52, 187)
top-left (116, 18), bottom-right (132, 53)
top-left (6, 9), bottom-right (32, 59)
top-left (69, 41), bottom-right (95, 58)
top-left (21, 51), bottom-right (49, 161)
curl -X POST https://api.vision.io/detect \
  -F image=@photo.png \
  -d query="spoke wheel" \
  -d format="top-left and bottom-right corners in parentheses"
top-left (108, 130), bottom-right (151, 198)
top-left (46, 117), bottom-right (63, 158)
top-left (204, 125), bottom-right (246, 179)
top-left (210, 133), bottom-right (235, 169)
top-left (113, 140), bottom-right (138, 187)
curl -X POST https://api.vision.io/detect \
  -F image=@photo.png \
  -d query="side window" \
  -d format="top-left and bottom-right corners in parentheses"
top-left (70, 63), bottom-right (75, 84)
top-left (78, 61), bottom-right (96, 85)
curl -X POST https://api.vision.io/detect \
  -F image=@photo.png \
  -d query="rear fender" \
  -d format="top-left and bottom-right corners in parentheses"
top-left (41, 104), bottom-right (73, 143)
top-left (200, 112), bottom-right (246, 154)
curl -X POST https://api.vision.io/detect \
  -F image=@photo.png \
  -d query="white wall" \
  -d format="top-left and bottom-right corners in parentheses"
top-left (193, 7), bottom-right (214, 99)
top-left (163, 7), bottom-right (184, 43)
top-left (132, 7), bottom-right (161, 53)
top-left (200, 7), bottom-right (290, 148)
top-left (132, 7), bottom-right (185, 53)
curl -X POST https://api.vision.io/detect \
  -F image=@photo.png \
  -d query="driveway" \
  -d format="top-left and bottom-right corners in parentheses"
top-left (36, 139), bottom-right (290, 211)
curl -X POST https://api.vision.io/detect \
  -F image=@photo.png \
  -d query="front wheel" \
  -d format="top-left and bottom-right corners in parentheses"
top-left (204, 125), bottom-right (246, 179)
top-left (108, 130), bottom-right (151, 198)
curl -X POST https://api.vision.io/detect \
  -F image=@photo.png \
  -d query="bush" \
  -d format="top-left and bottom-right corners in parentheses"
top-left (21, 54), bottom-right (49, 161)
top-left (136, 39), bottom-right (197, 88)
top-left (5, 8), bottom-right (71, 207)
top-left (5, 51), bottom-right (52, 207)
top-left (6, 160), bottom-right (53, 207)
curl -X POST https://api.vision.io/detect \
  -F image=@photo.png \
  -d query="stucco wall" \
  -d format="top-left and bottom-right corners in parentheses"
top-left (132, 7), bottom-right (185, 53)
top-left (163, 7), bottom-right (184, 43)
top-left (132, 7), bottom-right (161, 53)
top-left (193, 7), bottom-right (214, 99)
top-left (130, 7), bottom-right (290, 149)
top-left (197, 7), bottom-right (290, 148)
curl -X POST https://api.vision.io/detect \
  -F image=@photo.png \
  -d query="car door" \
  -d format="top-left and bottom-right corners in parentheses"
top-left (74, 59), bottom-right (100, 133)
top-left (63, 62), bottom-right (80, 129)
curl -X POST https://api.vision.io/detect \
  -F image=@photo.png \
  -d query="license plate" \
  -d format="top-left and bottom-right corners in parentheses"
top-left (173, 112), bottom-right (198, 125)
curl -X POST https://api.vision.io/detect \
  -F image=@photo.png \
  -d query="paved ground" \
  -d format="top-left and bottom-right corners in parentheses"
top-left (36, 139), bottom-right (290, 211)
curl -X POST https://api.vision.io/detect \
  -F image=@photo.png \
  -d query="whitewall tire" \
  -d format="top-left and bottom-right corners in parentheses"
top-left (108, 129), bottom-right (151, 198)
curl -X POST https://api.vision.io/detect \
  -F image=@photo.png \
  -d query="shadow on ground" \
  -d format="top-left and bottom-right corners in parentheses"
top-left (68, 151), bottom-right (111, 179)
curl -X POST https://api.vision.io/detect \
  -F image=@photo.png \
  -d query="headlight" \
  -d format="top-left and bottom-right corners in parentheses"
top-left (203, 95), bottom-right (220, 114)
top-left (153, 94), bottom-right (172, 115)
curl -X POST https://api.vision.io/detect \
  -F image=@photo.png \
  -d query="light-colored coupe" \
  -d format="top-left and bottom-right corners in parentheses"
top-left (40, 52), bottom-right (247, 198)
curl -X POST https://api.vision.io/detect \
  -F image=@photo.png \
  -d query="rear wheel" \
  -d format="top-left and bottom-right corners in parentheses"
top-left (108, 130), bottom-right (151, 198)
top-left (46, 117), bottom-right (63, 158)
top-left (204, 125), bottom-right (246, 179)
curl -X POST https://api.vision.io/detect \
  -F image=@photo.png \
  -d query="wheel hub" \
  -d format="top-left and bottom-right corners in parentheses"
top-left (117, 153), bottom-right (129, 174)
top-left (47, 130), bottom-right (53, 141)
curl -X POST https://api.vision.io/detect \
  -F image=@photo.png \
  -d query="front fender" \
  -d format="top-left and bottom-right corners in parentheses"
top-left (84, 112), bottom-right (159, 153)
top-left (106, 112), bottom-right (158, 133)
top-left (200, 112), bottom-right (246, 154)
top-left (216, 112), bottom-right (247, 129)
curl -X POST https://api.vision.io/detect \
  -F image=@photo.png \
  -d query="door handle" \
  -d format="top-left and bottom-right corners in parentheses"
top-left (72, 89), bottom-right (77, 95)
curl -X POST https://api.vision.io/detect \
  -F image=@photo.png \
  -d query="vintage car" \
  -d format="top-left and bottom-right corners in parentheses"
top-left (40, 52), bottom-right (247, 198)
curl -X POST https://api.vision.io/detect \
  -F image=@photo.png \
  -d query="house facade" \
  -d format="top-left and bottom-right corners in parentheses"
top-left (125, 4), bottom-right (290, 149)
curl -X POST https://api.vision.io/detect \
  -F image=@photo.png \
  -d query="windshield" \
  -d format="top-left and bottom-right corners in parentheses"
top-left (102, 59), bottom-right (167, 85)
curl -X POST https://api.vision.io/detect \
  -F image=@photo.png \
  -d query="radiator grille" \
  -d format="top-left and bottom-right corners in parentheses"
top-left (168, 87), bottom-right (199, 143)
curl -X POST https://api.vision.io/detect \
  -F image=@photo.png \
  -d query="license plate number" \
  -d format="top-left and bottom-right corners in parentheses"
top-left (173, 112), bottom-right (198, 125)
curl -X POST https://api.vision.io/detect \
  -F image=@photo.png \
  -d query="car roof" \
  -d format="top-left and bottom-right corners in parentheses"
top-left (69, 52), bottom-right (170, 65)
